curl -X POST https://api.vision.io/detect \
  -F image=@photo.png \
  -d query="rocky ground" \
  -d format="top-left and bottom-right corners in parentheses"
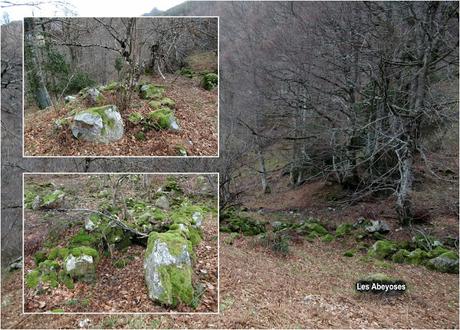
top-left (21, 174), bottom-right (218, 314)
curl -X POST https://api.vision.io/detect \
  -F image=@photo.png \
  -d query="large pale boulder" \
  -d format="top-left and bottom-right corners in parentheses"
top-left (144, 231), bottom-right (194, 306)
top-left (70, 105), bottom-right (124, 143)
top-left (64, 254), bottom-right (96, 282)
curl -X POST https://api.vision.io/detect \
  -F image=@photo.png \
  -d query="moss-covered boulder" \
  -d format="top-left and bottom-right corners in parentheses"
top-left (406, 248), bottom-right (430, 265)
top-left (298, 222), bottom-right (328, 236)
top-left (201, 73), bottom-right (218, 90)
top-left (40, 190), bottom-right (65, 209)
top-left (140, 84), bottom-right (165, 100)
top-left (335, 223), bottom-right (353, 237)
top-left (391, 249), bottom-right (411, 263)
top-left (426, 251), bottom-right (459, 273)
top-left (220, 212), bottom-right (266, 236)
top-left (155, 195), bottom-right (170, 210)
top-left (70, 105), bottom-right (124, 143)
top-left (64, 252), bottom-right (97, 283)
top-left (147, 108), bottom-right (180, 131)
top-left (144, 231), bottom-right (194, 306)
top-left (368, 240), bottom-right (398, 259)
top-left (149, 98), bottom-right (176, 109)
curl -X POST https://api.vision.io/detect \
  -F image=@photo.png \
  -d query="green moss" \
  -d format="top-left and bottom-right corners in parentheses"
top-left (128, 112), bottom-right (144, 125)
top-left (26, 270), bottom-right (40, 288)
top-left (34, 250), bottom-right (48, 266)
top-left (391, 249), bottom-right (411, 263)
top-left (407, 248), bottom-right (430, 265)
top-left (147, 108), bottom-right (174, 130)
top-left (148, 100), bottom-right (162, 109)
top-left (188, 227), bottom-right (202, 247)
top-left (201, 73), bottom-right (218, 90)
top-left (103, 226), bottom-right (131, 250)
top-left (70, 229), bottom-right (97, 247)
top-left (160, 97), bottom-right (175, 108)
top-left (70, 246), bottom-right (99, 261)
top-left (426, 251), bottom-right (459, 273)
top-left (156, 264), bottom-right (194, 306)
top-left (39, 259), bottom-right (59, 270)
top-left (140, 84), bottom-right (165, 100)
top-left (58, 270), bottom-right (75, 289)
top-left (428, 246), bottom-right (450, 258)
top-left (47, 247), bottom-right (69, 260)
top-left (147, 230), bottom-right (193, 257)
top-left (335, 223), bottom-right (353, 237)
top-left (79, 105), bottom-right (116, 129)
top-left (42, 271), bottom-right (59, 288)
top-left (134, 131), bottom-right (146, 141)
top-left (42, 190), bottom-right (65, 206)
top-left (102, 81), bottom-right (119, 91)
top-left (300, 222), bottom-right (328, 236)
top-left (344, 250), bottom-right (355, 257)
top-left (50, 309), bottom-right (64, 313)
top-left (322, 234), bottom-right (335, 242)
top-left (180, 67), bottom-right (194, 78)
top-left (24, 191), bottom-right (37, 209)
top-left (368, 240), bottom-right (398, 260)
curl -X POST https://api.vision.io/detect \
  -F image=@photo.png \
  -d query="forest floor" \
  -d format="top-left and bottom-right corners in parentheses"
top-left (3, 171), bottom-right (458, 328)
top-left (24, 74), bottom-right (218, 157)
top-left (20, 174), bottom-right (218, 314)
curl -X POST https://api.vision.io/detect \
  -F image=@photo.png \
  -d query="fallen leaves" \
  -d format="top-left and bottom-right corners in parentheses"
top-left (24, 74), bottom-right (218, 157)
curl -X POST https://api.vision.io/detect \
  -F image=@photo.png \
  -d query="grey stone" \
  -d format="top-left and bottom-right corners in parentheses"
top-left (64, 95), bottom-right (76, 103)
top-left (365, 220), bottom-right (390, 234)
top-left (192, 212), bottom-right (203, 228)
top-left (154, 195), bottom-right (170, 210)
top-left (427, 253), bottom-right (459, 273)
top-left (143, 236), bottom-right (192, 305)
top-left (70, 105), bottom-right (124, 144)
top-left (65, 254), bottom-right (96, 282)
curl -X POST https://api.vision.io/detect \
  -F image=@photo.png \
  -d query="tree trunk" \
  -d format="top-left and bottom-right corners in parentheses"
top-left (24, 18), bottom-right (52, 109)
top-left (395, 146), bottom-right (414, 225)
top-left (256, 143), bottom-right (270, 194)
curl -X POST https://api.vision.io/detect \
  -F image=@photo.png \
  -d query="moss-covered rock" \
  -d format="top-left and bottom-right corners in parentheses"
top-left (147, 108), bottom-right (179, 131)
top-left (428, 246), bottom-right (450, 258)
top-left (406, 248), bottom-right (430, 265)
top-left (201, 73), bottom-right (218, 90)
top-left (140, 84), bottom-right (165, 100)
top-left (41, 190), bottom-right (65, 209)
top-left (298, 222), bottom-right (328, 236)
top-left (391, 249), bottom-right (411, 263)
top-left (71, 105), bottom-right (124, 143)
top-left (335, 223), bottom-right (353, 237)
top-left (368, 240), bottom-right (398, 260)
top-left (426, 251), bottom-right (459, 273)
top-left (128, 112), bottom-right (144, 125)
top-left (144, 231), bottom-right (194, 306)
top-left (220, 213), bottom-right (266, 236)
top-left (64, 254), bottom-right (96, 283)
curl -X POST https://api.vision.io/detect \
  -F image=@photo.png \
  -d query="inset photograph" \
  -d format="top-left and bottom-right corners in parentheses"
top-left (23, 17), bottom-right (218, 157)
top-left (23, 173), bottom-right (218, 313)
